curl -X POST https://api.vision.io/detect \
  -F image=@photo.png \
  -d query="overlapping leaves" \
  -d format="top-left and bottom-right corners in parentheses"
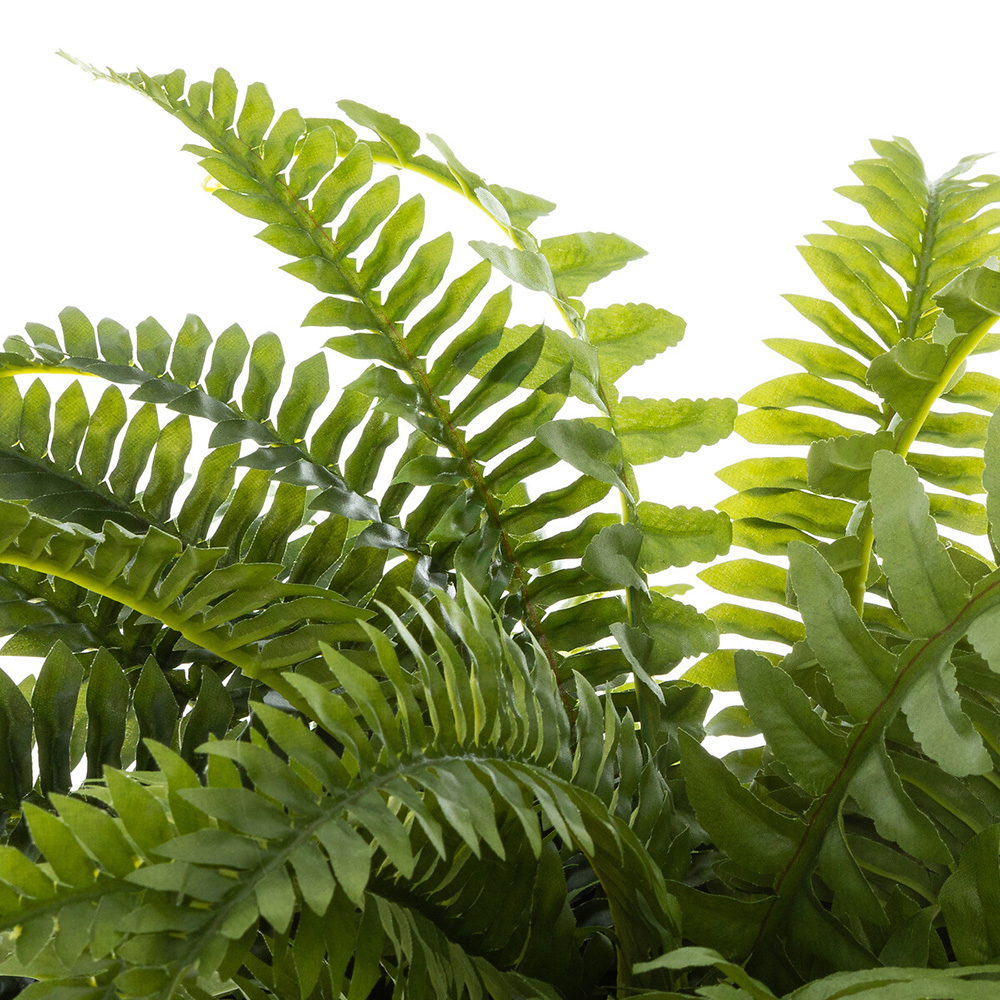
top-left (0, 589), bottom-right (681, 1000)
top-left (673, 431), bottom-right (1000, 989)
top-left (703, 138), bottom-right (1000, 666)
top-left (55, 57), bottom-right (735, 741)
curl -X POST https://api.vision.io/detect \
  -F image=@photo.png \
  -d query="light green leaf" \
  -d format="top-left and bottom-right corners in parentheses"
top-left (937, 264), bottom-right (1000, 333)
top-left (615, 396), bottom-right (736, 463)
top-left (637, 501), bottom-right (731, 571)
top-left (469, 240), bottom-right (558, 296)
top-left (586, 303), bottom-right (685, 383)
top-left (735, 408), bottom-right (854, 445)
top-left (699, 558), bottom-right (787, 605)
top-left (539, 232), bottom-right (646, 297)
top-left (707, 603), bottom-right (804, 645)
top-left (235, 81), bottom-right (274, 148)
top-left (740, 372), bottom-right (882, 421)
top-left (867, 337), bottom-right (951, 417)
top-left (807, 430), bottom-right (894, 499)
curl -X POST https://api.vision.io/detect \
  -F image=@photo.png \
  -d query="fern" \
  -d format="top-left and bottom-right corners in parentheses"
top-left (0, 592), bottom-right (681, 998)
top-left (6, 60), bottom-right (1000, 1000)
top-left (52, 56), bottom-right (733, 743)
top-left (695, 138), bottom-right (1000, 701)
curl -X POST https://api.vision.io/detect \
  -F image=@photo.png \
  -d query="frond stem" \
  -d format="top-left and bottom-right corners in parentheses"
top-left (847, 313), bottom-right (999, 613)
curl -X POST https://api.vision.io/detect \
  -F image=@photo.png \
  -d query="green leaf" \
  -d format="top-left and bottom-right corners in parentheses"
top-left (581, 523), bottom-right (645, 592)
top-left (741, 373), bottom-right (882, 421)
top-left (337, 99), bottom-right (421, 164)
top-left (848, 740), bottom-right (952, 865)
top-left (987, 405), bottom-right (1000, 557)
top-left (312, 142), bottom-right (374, 225)
top-left (763, 337), bottom-right (869, 386)
top-left (637, 501), bottom-right (731, 571)
top-left (288, 124), bottom-right (338, 200)
top-left (105, 768), bottom-right (174, 856)
top-left (22, 803), bottom-right (96, 887)
top-left (736, 651), bottom-right (846, 795)
top-left (787, 542), bottom-right (895, 720)
top-left (867, 337), bottom-right (951, 417)
top-left (707, 603), bottom-right (805, 645)
top-left (236, 81), bottom-right (274, 148)
top-left (407, 260), bottom-right (493, 356)
top-left (359, 194), bottom-right (425, 290)
top-left (939, 824), bottom-right (1000, 964)
top-left (31, 642), bottom-right (83, 796)
top-left (538, 232), bottom-right (646, 297)
top-left (276, 353), bottom-right (329, 442)
top-left (680, 730), bottom-right (805, 876)
top-left (898, 638), bottom-right (990, 776)
top-left (719, 489), bottom-right (854, 538)
top-left (586, 303), bottom-right (685, 383)
top-left (0, 666), bottom-right (32, 804)
top-left (335, 175), bottom-right (400, 257)
top-left (735, 408), bottom-right (854, 445)
top-left (936, 264), bottom-right (1000, 333)
top-left (615, 396), bottom-right (736, 463)
top-left (535, 419), bottom-right (628, 496)
top-left (870, 450), bottom-right (970, 634)
top-left (451, 325), bottom-right (545, 426)
top-left (634, 946), bottom-right (779, 1000)
top-left (806, 430), bottom-right (894, 499)
top-left (704, 704), bottom-right (759, 738)
top-left (781, 294), bottom-right (888, 361)
top-left (799, 241), bottom-right (900, 342)
top-left (469, 241), bottom-right (557, 296)
top-left (644, 592), bottom-right (719, 663)
top-left (84, 648), bottom-right (128, 777)
top-left (698, 559), bottom-right (788, 605)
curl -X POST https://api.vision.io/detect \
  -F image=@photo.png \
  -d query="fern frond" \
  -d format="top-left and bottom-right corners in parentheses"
top-left (674, 442), bottom-right (1000, 984)
top-left (703, 139), bottom-right (1000, 667)
top-left (0, 588), bottom-right (680, 998)
top-left (59, 59), bottom-right (736, 754)
top-left (0, 501), bottom-right (368, 694)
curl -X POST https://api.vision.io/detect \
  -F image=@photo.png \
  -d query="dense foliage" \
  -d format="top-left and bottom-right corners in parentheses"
top-left (2, 58), bottom-right (1000, 999)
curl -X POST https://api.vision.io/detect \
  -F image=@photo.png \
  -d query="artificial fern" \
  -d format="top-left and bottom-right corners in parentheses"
top-left (5, 59), bottom-right (1000, 1000)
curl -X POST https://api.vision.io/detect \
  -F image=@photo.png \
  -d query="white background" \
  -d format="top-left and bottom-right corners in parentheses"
top-left (6, 0), bottom-right (1000, 746)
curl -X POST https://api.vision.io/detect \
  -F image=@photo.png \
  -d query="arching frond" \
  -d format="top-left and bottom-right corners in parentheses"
top-left (0, 590), bottom-right (680, 999)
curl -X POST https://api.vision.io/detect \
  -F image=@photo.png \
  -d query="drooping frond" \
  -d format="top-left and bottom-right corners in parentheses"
top-left (698, 139), bottom-right (1000, 689)
top-left (0, 500), bottom-right (368, 693)
top-left (0, 589), bottom-right (681, 999)
top-left (49, 57), bottom-right (736, 756)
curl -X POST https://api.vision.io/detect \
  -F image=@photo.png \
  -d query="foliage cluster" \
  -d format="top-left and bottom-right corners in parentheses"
top-left (2, 58), bottom-right (1000, 1000)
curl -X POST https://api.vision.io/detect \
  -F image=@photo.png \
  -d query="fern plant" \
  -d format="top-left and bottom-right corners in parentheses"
top-left (4, 57), bottom-right (1000, 1000)
top-left (0, 57), bottom-right (733, 1000)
